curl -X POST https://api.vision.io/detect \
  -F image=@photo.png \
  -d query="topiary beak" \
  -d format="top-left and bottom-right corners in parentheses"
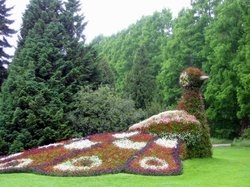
top-left (200, 75), bottom-right (209, 80)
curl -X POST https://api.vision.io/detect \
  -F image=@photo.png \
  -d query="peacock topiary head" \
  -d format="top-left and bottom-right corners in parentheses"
top-left (179, 67), bottom-right (208, 90)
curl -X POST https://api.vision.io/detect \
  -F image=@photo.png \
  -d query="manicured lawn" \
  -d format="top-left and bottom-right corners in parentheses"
top-left (1, 146), bottom-right (250, 187)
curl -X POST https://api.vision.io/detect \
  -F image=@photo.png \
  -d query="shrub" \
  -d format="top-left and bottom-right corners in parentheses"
top-left (241, 128), bottom-right (250, 139)
top-left (232, 128), bottom-right (250, 147)
top-left (68, 86), bottom-right (146, 137)
top-left (232, 139), bottom-right (250, 147)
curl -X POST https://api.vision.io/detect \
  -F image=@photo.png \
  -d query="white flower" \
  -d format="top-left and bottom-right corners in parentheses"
top-left (140, 157), bottom-right (168, 170)
top-left (38, 142), bottom-right (64, 149)
top-left (113, 138), bottom-right (146, 150)
top-left (54, 156), bottom-right (102, 171)
top-left (179, 71), bottom-right (189, 87)
top-left (155, 138), bottom-right (178, 148)
top-left (64, 139), bottom-right (99, 150)
top-left (0, 158), bottom-right (33, 170)
top-left (0, 153), bottom-right (22, 162)
top-left (112, 131), bottom-right (139, 139)
top-left (129, 110), bottom-right (200, 131)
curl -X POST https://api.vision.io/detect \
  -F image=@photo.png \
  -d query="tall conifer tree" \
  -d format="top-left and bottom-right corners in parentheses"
top-left (0, 0), bottom-right (16, 86)
top-left (0, 0), bottom-right (99, 155)
top-left (124, 47), bottom-right (155, 109)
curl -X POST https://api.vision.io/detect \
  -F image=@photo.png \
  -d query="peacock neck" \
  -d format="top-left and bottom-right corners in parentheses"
top-left (176, 89), bottom-right (207, 125)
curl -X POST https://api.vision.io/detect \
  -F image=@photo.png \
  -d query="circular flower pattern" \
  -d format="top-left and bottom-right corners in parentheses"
top-left (64, 139), bottom-right (99, 150)
top-left (113, 138), bottom-right (146, 150)
top-left (155, 138), bottom-right (178, 148)
top-left (140, 157), bottom-right (168, 170)
top-left (0, 158), bottom-right (33, 170)
top-left (112, 131), bottom-right (139, 139)
top-left (54, 156), bottom-right (102, 171)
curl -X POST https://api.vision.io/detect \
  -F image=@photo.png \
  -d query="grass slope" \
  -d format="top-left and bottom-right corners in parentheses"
top-left (1, 147), bottom-right (250, 187)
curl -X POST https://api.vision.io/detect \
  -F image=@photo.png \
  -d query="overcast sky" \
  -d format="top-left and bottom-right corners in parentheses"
top-left (5, 0), bottom-right (190, 54)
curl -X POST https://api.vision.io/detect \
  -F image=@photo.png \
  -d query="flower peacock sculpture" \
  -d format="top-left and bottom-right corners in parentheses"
top-left (177, 67), bottom-right (212, 158)
top-left (0, 67), bottom-right (211, 176)
top-left (129, 67), bottom-right (212, 158)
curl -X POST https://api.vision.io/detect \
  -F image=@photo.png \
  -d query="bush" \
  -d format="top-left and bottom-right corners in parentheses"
top-left (241, 128), bottom-right (250, 139)
top-left (232, 128), bottom-right (250, 147)
top-left (232, 139), bottom-right (250, 147)
top-left (211, 128), bottom-right (235, 140)
top-left (68, 86), bottom-right (146, 137)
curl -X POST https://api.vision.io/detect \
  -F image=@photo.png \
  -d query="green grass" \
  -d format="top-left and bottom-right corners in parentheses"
top-left (1, 147), bottom-right (250, 187)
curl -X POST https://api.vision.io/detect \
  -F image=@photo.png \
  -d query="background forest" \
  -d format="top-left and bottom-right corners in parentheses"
top-left (0, 0), bottom-right (249, 156)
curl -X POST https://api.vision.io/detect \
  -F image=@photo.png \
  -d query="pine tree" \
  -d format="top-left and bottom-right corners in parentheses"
top-left (0, 0), bottom-right (100, 155)
top-left (124, 47), bottom-right (155, 109)
top-left (0, 0), bottom-right (16, 86)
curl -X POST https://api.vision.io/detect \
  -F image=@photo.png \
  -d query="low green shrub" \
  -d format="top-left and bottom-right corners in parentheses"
top-left (69, 86), bottom-right (146, 137)
top-left (210, 138), bottom-right (232, 144)
top-left (232, 139), bottom-right (250, 147)
top-left (241, 128), bottom-right (250, 139)
top-left (232, 128), bottom-right (250, 147)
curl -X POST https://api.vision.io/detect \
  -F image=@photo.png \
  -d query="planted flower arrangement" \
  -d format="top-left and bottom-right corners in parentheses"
top-left (0, 131), bottom-right (182, 176)
top-left (129, 110), bottom-right (202, 158)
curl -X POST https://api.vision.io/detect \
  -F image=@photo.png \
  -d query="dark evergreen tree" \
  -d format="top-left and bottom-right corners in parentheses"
top-left (124, 47), bottom-right (155, 109)
top-left (0, 0), bottom-right (16, 86)
top-left (0, 0), bottom-right (100, 155)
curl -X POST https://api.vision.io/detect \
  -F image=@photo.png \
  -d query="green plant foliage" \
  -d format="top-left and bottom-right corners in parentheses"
top-left (156, 0), bottom-right (217, 107)
top-left (241, 128), bottom-right (250, 139)
top-left (124, 47), bottom-right (155, 109)
top-left (204, 0), bottom-right (248, 138)
top-left (68, 86), bottom-right (146, 137)
top-left (234, 0), bottom-right (250, 131)
top-left (0, 0), bottom-right (104, 155)
top-left (0, 0), bottom-right (16, 86)
top-left (92, 9), bottom-right (172, 103)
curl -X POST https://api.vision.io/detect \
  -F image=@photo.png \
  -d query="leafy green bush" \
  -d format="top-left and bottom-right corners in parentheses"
top-left (68, 86), bottom-right (146, 137)
top-left (241, 128), bottom-right (250, 139)
top-left (232, 139), bottom-right (250, 147)
top-left (232, 128), bottom-right (250, 147)
top-left (211, 128), bottom-right (235, 139)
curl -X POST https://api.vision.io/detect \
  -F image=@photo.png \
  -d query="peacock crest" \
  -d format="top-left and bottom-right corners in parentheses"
top-left (179, 67), bottom-right (209, 89)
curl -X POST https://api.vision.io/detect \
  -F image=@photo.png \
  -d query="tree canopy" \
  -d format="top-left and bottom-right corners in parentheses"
top-left (0, 0), bottom-right (16, 86)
